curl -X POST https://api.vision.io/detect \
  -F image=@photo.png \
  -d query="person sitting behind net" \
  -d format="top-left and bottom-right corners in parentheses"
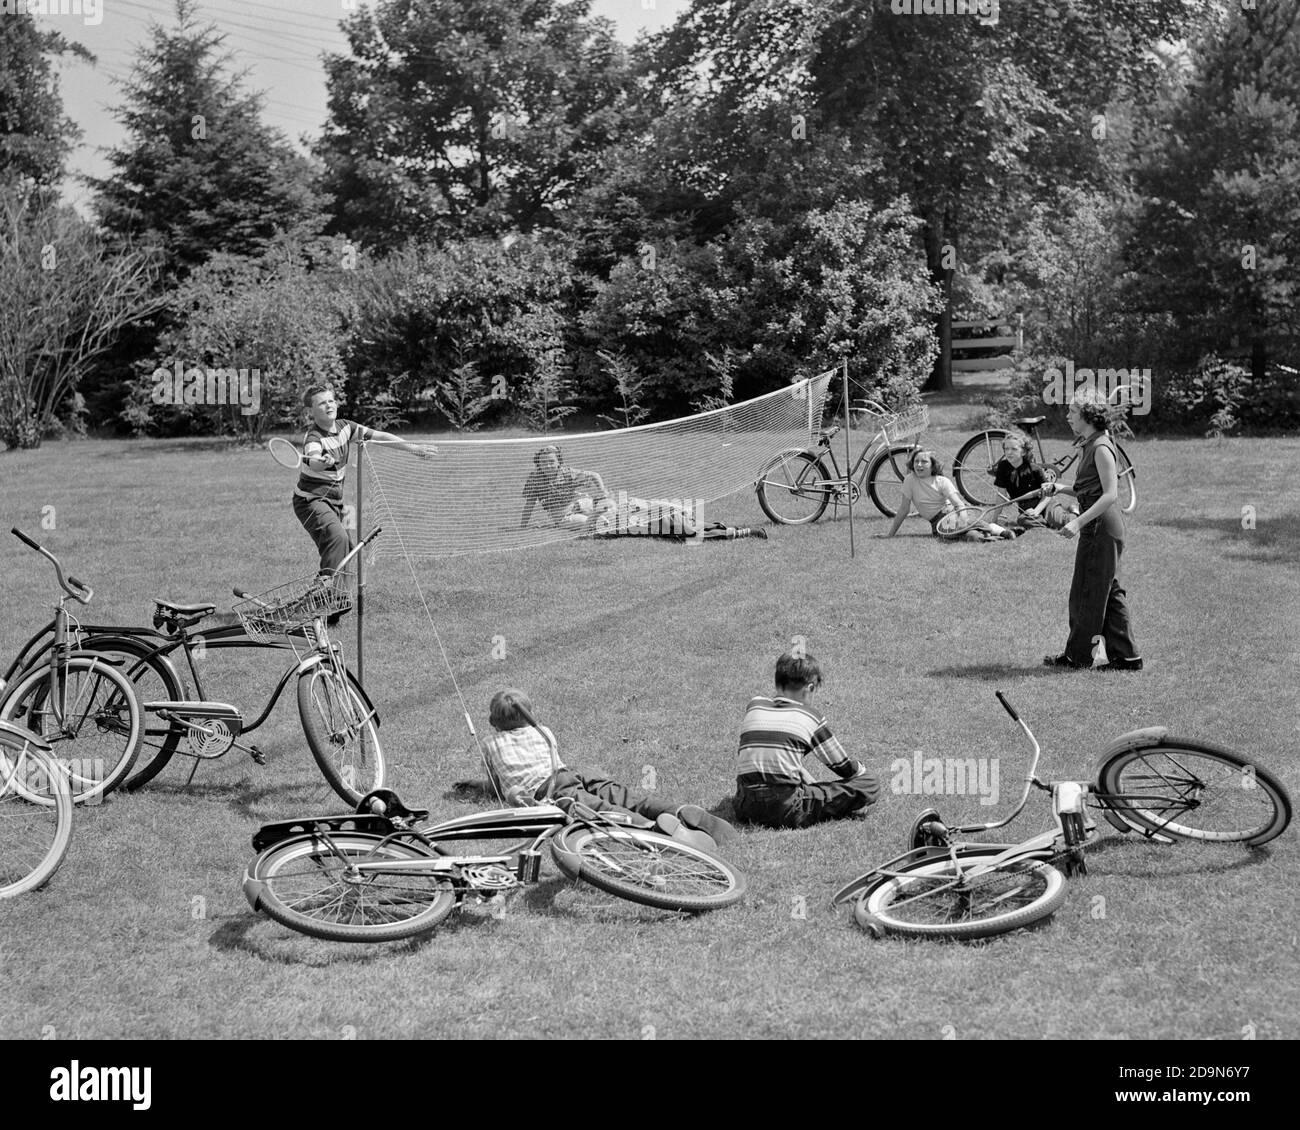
top-left (885, 450), bottom-right (1013, 540)
top-left (481, 688), bottom-right (734, 848)
top-left (519, 445), bottom-right (616, 530)
top-left (733, 653), bottom-right (880, 829)
top-left (987, 433), bottom-right (1077, 531)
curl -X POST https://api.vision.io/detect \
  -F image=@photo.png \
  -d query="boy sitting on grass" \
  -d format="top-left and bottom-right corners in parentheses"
top-left (733, 653), bottom-right (880, 829)
top-left (482, 688), bottom-right (734, 850)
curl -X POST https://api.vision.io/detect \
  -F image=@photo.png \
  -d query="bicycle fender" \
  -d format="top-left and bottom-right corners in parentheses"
top-left (242, 867), bottom-right (266, 911)
top-left (296, 655), bottom-right (380, 726)
top-left (1095, 725), bottom-right (1169, 765)
top-left (69, 637), bottom-right (187, 697)
top-left (550, 830), bottom-right (584, 876)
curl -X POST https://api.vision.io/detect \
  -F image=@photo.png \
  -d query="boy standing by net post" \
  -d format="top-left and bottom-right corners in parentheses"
top-left (294, 385), bottom-right (434, 579)
top-left (733, 652), bottom-right (880, 828)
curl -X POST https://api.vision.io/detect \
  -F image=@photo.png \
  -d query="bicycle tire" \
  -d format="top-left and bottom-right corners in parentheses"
top-left (1096, 740), bottom-right (1291, 846)
top-left (952, 430), bottom-right (1013, 507)
top-left (297, 666), bottom-right (386, 805)
top-left (68, 639), bottom-right (186, 791)
top-left (0, 743), bottom-right (74, 897)
top-left (755, 450), bottom-right (831, 524)
top-left (551, 825), bottom-right (747, 912)
top-left (250, 832), bottom-right (457, 942)
top-left (857, 853), bottom-right (1067, 940)
top-left (1113, 442), bottom-right (1137, 513)
top-left (866, 444), bottom-right (918, 517)
top-left (0, 657), bottom-right (141, 805)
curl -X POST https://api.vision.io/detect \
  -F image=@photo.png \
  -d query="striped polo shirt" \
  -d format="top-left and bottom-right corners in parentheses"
top-left (736, 696), bottom-right (854, 787)
top-left (295, 419), bottom-right (375, 501)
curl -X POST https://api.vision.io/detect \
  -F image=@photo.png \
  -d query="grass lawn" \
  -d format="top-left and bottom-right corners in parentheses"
top-left (1, 390), bottom-right (1297, 1040)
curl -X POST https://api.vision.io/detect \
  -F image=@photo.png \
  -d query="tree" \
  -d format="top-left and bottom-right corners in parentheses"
top-left (318, 0), bottom-right (633, 248)
top-left (0, 12), bottom-right (90, 198)
top-left (91, 0), bottom-right (327, 280)
top-left (1126, 2), bottom-right (1300, 378)
top-left (641, 0), bottom-right (1193, 390)
top-left (0, 190), bottom-right (161, 450)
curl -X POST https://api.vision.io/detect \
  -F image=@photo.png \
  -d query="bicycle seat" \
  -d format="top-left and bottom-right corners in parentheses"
top-left (154, 600), bottom-right (215, 617)
top-left (152, 600), bottom-right (216, 631)
top-left (1014, 416), bottom-right (1046, 427)
top-left (0, 718), bottom-right (52, 753)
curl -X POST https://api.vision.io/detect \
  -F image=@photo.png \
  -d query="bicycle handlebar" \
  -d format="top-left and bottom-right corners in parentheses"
top-left (10, 528), bottom-right (93, 604)
top-left (995, 691), bottom-right (1019, 721)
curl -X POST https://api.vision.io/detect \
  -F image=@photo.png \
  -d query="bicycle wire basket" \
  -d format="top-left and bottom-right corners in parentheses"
top-left (855, 403), bottom-right (929, 444)
top-left (233, 572), bottom-right (355, 643)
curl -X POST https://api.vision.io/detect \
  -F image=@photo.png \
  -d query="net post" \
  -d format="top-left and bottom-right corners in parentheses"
top-left (843, 361), bottom-right (855, 559)
top-left (355, 441), bottom-right (365, 688)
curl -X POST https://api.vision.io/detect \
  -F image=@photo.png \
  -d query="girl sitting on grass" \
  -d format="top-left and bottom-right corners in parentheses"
top-left (885, 450), bottom-right (1014, 540)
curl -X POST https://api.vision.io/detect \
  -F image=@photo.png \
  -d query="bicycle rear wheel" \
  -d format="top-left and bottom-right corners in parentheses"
top-left (857, 853), bottom-right (1066, 940)
top-left (69, 640), bottom-right (185, 791)
top-left (298, 665), bottom-right (386, 805)
top-left (551, 825), bottom-right (746, 911)
top-left (952, 431), bottom-right (1013, 507)
top-left (755, 451), bottom-right (831, 524)
top-left (866, 444), bottom-right (918, 517)
top-left (0, 657), bottom-right (141, 805)
top-left (249, 832), bottom-right (456, 942)
top-left (1114, 442), bottom-right (1137, 513)
top-left (0, 743), bottom-right (74, 897)
top-left (1096, 740), bottom-right (1290, 846)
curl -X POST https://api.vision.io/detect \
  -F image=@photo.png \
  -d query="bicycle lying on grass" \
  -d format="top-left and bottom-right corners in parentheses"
top-left (0, 719), bottom-right (74, 897)
top-left (3, 529), bottom-right (386, 805)
top-left (755, 401), bottom-right (929, 524)
top-left (951, 385), bottom-right (1138, 512)
top-left (242, 714), bottom-right (747, 942)
top-left (1, 529), bottom-right (141, 805)
top-left (832, 693), bottom-right (1291, 940)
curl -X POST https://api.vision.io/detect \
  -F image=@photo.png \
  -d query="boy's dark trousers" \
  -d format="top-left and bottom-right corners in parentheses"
top-left (734, 778), bottom-right (875, 829)
top-left (293, 493), bottom-right (353, 574)
top-left (1065, 524), bottom-right (1138, 666)
top-left (536, 768), bottom-right (676, 825)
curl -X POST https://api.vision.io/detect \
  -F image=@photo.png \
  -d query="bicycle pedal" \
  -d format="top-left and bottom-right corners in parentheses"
top-left (247, 746), bottom-right (267, 765)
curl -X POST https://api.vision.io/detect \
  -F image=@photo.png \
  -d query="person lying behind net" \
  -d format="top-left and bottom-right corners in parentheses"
top-left (481, 688), bottom-right (735, 850)
top-left (884, 449), bottom-right (1015, 540)
top-left (733, 652), bottom-right (880, 829)
top-left (519, 444), bottom-right (616, 530)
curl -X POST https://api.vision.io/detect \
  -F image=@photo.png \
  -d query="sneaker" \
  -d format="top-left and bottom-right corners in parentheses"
top-left (675, 804), bottom-right (736, 845)
top-left (1098, 658), bottom-right (1144, 672)
top-left (655, 812), bottom-right (719, 852)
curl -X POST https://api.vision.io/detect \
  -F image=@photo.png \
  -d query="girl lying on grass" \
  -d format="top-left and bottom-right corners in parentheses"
top-left (885, 450), bottom-right (1015, 540)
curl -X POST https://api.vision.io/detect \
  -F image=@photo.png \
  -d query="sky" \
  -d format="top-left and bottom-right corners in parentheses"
top-left (25, 0), bottom-right (691, 211)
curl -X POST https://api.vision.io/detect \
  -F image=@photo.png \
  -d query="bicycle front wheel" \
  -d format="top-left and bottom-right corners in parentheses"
top-left (0, 743), bottom-right (74, 897)
top-left (551, 825), bottom-right (747, 912)
top-left (952, 430), bottom-right (1012, 507)
top-left (858, 853), bottom-right (1067, 940)
top-left (0, 657), bottom-right (141, 805)
top-left (755, 450), bottom-right (831, 524)
top-left (1096, 740), bottom-right (1291, 846)
top-left (297, 665), bottom-right (386, 805)
top-left (249, 833), bottom-right (456, 942)
top-left (866, 444), bottom-right (918, 517)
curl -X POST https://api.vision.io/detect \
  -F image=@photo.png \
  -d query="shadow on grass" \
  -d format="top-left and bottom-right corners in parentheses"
top-left (1148, 513), bottom-right (1300, 570)
top-left (1083, 832), bottom-right (1282, 879)
top-left (209, 902), bottom-right (480, 964)
top-left (927, 663), bottom-right (1085, 680)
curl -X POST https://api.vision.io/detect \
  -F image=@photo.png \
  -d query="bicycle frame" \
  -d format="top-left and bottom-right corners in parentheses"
top-left (6, 617), bottom-right (309, 740)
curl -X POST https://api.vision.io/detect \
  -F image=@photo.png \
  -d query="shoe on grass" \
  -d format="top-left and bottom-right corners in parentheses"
top-left (676, 804), bottom-right (736, 844)
top-left (1098, 658), bottom-right (1144, 671)
top-left (1043, 653), bottom-right (1087, 669)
